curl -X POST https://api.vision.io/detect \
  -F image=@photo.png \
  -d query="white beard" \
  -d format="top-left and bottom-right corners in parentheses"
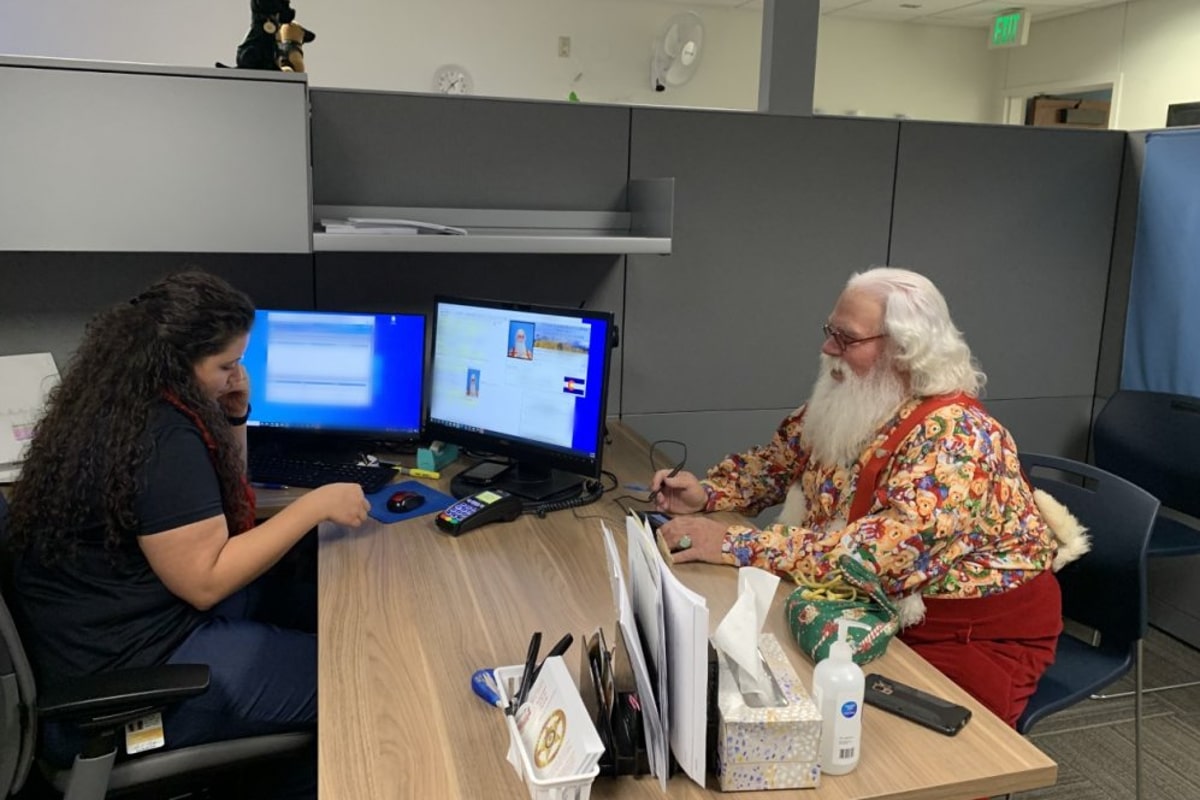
top-left (801, 354), bottom-right (910, 468)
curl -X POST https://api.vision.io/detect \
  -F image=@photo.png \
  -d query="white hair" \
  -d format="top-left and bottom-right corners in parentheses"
top-left (846, 267), bottom-right (986, 397)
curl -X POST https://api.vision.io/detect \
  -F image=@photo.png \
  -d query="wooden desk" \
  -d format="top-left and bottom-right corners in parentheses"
top-left (318, 422), bottom-right (1056, 799)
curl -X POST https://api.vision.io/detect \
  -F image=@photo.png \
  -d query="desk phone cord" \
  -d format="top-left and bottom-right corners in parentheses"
top-left (527, 476), bottom-right (608, 518)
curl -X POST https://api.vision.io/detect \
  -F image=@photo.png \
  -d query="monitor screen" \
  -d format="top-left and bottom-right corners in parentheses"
top-left (243, 309), bottom-right (425, 445)
top-left (426, 296), bottom-right (614, 501)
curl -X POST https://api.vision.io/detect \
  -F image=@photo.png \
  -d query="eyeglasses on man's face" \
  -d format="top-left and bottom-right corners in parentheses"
top-left (822, 323), bottom-right (886, 353)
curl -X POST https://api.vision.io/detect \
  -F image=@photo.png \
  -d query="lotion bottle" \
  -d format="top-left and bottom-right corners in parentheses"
top-left (811, 619), bottom-right (868, 776)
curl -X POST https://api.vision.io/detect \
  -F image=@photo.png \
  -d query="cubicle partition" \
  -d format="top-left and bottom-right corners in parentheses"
top-left (888, 122), bottom-right (1124, 462)
top-left (0, 57), bottom-right (1131, 477)
top-left (623, 112), bottom-right (1126, 470)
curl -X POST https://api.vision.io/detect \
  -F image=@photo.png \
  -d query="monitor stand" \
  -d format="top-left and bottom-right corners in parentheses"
top-left (450, 460), bottom-right (586, 502)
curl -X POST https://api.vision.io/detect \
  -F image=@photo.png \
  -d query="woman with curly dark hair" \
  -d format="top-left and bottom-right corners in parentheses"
top-left (8, 271), bottom-right (368, 794)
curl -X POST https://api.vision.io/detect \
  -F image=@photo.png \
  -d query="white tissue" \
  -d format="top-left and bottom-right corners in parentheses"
top-left (711, 568), bottom-right (780, 696)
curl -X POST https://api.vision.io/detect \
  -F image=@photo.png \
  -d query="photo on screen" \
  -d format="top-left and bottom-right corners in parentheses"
top-left (507, 321), bottom-right (535, 361)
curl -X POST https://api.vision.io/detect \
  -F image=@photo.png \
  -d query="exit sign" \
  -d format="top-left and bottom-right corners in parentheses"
top-left (989, 9), bottom-right (1031, 48)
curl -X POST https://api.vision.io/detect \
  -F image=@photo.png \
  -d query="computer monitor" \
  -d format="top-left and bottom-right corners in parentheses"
top-left (243, 308), bottom-right (425, 453)
top-left (425, 296), bottom-right (615, 501)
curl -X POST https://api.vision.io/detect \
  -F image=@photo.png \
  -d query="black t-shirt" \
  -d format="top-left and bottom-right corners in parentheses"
top-left (14, 403), bottom-right (226, 685)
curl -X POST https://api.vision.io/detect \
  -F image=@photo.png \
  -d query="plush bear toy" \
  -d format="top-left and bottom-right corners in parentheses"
top-left (233, 0), bottom-right (315, 73)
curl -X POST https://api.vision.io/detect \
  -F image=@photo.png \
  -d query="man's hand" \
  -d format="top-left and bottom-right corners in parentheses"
top-left (659, 516), bottom-right (729, 564)
top-left (649, 469), bottom-right (707, 514)
top-left (219, 364), bottom-right (250, 419)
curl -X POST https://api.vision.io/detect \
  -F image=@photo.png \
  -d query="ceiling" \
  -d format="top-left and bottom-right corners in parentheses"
top-left (667, 0), bottom-right (1129, 28)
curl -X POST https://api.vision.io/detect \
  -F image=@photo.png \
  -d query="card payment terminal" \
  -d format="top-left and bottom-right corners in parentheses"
top-left (436, 488), bottom-right (523, 535)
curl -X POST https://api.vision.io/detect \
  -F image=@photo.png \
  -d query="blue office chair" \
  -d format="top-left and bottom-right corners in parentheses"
top-left (1092, 389), bottom-right (1200, 558)
top-left (1091, 389), bottom-right (1200, 700)
top-left (1014, 453), bottom-right (1159, 800)
top-left (0, 492), bottom-right (313, 799)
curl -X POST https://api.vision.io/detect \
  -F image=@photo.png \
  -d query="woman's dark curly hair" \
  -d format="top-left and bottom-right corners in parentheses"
top-left (7, 270), bottom-right (255, 563)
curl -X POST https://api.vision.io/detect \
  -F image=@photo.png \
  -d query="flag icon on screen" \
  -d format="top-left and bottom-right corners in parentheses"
top-left (563, 376), bottom-right (586, 396)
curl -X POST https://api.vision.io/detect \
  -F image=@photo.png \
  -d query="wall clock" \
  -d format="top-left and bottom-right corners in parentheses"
top-left (433, 64), bottom-right (473, 95)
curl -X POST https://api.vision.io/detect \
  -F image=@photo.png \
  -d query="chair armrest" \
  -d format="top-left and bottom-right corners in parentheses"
top-left (38, 664), bottom-right (210, 725)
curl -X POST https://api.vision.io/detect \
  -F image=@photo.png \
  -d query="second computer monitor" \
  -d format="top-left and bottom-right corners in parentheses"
top-left (243, 308), bottom-right (425, 448)
top-left (426, 296), bottom-right (614, 501)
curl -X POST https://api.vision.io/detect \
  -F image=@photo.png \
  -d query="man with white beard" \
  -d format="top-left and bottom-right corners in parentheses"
top-left (651, 267), bottom-right (1080, 727)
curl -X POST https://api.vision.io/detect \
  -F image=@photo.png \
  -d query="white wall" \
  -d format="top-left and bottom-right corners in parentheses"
top-left (1002, 0), bottom-right (1200, 130)
top-left (0, 0), bottom-right (1004, 122)
top-left (816, 16), bottom-right (1004, 123)
top-left (0, 0), bottom-right (762, 109)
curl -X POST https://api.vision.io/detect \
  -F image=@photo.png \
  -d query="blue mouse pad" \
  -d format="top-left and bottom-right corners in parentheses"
top-left (366, 480), bottom-right (456, 524)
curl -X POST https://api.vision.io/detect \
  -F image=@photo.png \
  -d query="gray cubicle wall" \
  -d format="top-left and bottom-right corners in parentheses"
top-left (0, 74), bottom-right (1131, 484)
top-left (0, 57), bottom-right (311, 254)
top-left (622, 109), bottom-right (898, 471)
top-left (308, 90), bottom-right (635, 411)
top-left (0, 57), bottom-right (315, 368)
top-left (889, 123), bottom-right (1125, 461)
top-left (0, 253), bottom-right (315, 368)
top-left (1095, 131), bottom-right (1146, 408)
top-left (624, 112), bottom-right (1125, 474)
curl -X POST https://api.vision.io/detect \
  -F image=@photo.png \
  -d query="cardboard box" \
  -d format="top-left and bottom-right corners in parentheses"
top-left (715, 633), bottom-right (821, 791)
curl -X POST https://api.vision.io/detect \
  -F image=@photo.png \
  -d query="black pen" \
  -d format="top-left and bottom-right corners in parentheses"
top-left (647, 462), bottom-right (682, 504)
top-left (508, 631), bottom-right (542, 715)
top-left (530, 633), bottom-right (574, 686)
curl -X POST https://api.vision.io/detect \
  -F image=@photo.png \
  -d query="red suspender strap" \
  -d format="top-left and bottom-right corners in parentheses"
top-left (847, 393), bottom-right (983, 523)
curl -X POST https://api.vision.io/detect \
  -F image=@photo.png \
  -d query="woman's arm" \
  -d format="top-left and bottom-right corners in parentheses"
top-left (139, 483), bottom-right (367, 611)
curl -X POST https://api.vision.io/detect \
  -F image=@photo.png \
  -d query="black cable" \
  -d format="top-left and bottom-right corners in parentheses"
top-left (524, 471), bottom-right (618, 519)
top-left (648, 439), bottom-right (687, 479)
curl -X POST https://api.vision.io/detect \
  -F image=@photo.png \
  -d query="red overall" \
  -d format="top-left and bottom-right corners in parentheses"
top-left (851, 393), bottom-right (1061, 727)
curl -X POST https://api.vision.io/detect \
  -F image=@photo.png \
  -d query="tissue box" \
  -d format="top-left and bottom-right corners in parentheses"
top-left (716, 633), bottom-right (822, 791)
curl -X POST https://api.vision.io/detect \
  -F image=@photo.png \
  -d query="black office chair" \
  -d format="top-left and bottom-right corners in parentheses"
top-left (0, 492), bottom-right (313, 799)
top-left (1013, 453), bottom-right (1159, 800)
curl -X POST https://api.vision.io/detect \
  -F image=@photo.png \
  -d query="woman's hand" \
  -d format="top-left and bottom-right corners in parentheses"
top-left (311, 483), bottom-right (371, 527)
top-left (658, 516), bottom-right (729, 564)
top-left (219, 364), bottom-right (251, 419)
top-left (649, 469), bottom-right (707, 514)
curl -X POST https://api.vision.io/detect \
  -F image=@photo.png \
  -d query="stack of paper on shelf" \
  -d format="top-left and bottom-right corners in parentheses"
top-left (319, 217), bottom-right (467, 235)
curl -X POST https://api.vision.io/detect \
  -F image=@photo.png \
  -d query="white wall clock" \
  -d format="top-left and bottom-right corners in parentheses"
top-left (433, 64), bottom-right (473, 95)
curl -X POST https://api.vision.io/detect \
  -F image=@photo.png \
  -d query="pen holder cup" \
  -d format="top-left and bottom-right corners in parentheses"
top-left (494, 665), bottom-right (600, 800)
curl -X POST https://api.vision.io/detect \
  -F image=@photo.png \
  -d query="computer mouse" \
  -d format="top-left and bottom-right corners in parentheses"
top-left (386, 491), bottom-right (426, 513)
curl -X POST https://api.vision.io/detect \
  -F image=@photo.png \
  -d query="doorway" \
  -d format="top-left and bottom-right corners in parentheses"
top-left (1003, 76), bottom-right (1122, 129)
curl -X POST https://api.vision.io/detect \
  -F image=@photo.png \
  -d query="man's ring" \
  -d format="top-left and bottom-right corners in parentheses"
top-left (677, 535), bottom-right (692, 551)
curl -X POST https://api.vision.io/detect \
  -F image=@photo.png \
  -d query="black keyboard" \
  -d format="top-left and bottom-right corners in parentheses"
top-left (248, 455), bottom-right (395, 494)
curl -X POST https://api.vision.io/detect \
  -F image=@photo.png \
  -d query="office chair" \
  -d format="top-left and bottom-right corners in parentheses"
top-left (1091, 389), bottom-right (1200, 698)
top-left (0, 492), bottom-right (314, 799)
top-left (1012, 453), bottom-right (1159, 800)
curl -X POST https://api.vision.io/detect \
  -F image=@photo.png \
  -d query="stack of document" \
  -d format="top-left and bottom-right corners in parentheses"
top-left (514, 656), bottom-right (606, 780)
top-left (0, 352), bottom-right (60, 482)
top-left (600, 516), bottom-right (710, 790)
top-left (319, 217), bottom-right (468, 235)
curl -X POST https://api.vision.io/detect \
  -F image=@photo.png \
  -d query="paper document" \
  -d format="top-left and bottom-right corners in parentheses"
top-left (626, 515), bottom-right (669, 787)
top-left (601, 522), bottom-right (668, 790)
top-left (321, 217), bottom-right (468, 236)
top-left (627, 513), bottom-right (710, 787)
top-left (0, 352), bottom-right (59, 482)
